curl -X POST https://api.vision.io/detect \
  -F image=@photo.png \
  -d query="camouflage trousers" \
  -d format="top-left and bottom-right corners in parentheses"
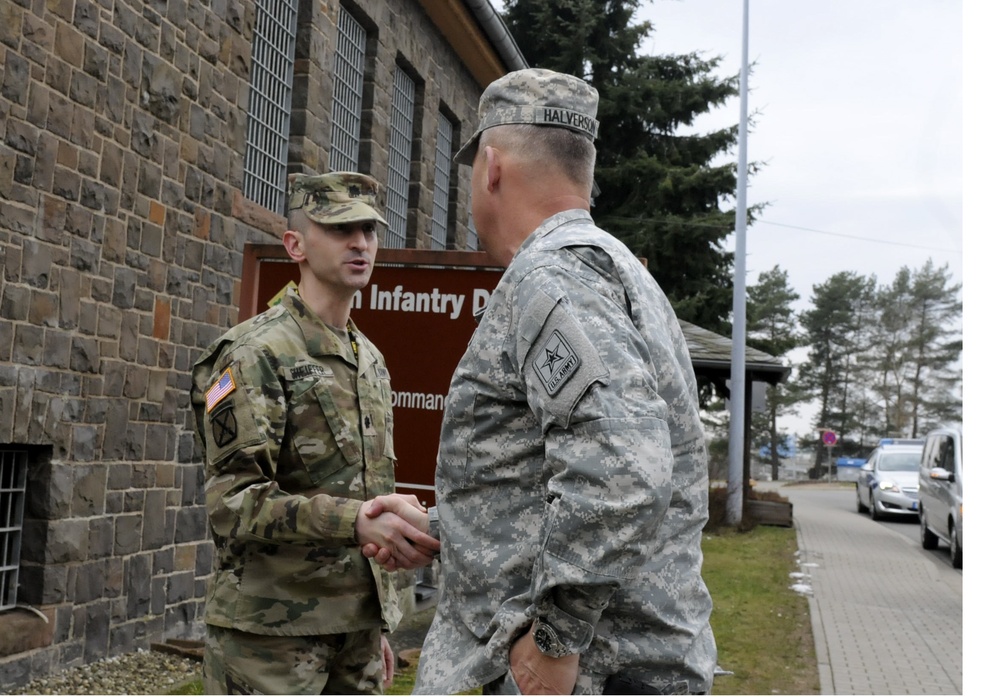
top-left (203, 624), bottom-right (386, 695)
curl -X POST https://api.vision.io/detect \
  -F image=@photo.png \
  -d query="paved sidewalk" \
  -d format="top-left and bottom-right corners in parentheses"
top-left (778, 483), bottom-right (963, 695)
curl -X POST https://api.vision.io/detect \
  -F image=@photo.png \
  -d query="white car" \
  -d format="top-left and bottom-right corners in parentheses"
top-left (918, 427), bottom-right (963, 568)
top-left (856, 439), bottom-right (924, 520)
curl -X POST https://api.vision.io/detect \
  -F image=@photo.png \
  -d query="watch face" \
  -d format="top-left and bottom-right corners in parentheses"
top-left (533, 621), bottom-right (565, 656)
top-left (534, 624), bottom-right (555, 652)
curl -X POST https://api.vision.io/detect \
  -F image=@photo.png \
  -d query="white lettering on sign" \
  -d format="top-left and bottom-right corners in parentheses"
top-left (360, 284), bottom-right (495, 320)
top-left (369, 284), bottom-right (465, 319)
top-left (392, 390), bottom-right (446, 411)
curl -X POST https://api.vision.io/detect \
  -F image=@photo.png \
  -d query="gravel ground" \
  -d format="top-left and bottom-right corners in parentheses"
top-left (5, 603), bottom-right (433, 695)
top-left (5, 650), bottom-right (202, 695)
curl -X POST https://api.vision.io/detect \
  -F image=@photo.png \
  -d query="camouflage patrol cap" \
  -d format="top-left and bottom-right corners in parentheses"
top-left (286, 172), bottom-right (388, 225)
top-left (455, 68), bottom-right (600, 166)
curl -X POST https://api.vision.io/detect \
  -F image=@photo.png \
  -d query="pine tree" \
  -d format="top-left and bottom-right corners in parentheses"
top-left (746, 266), bottom-right (806, 480)
top-left (798, 272), bottom-right (877, 472)
top-left (873, 260), bottom-right (962, 436)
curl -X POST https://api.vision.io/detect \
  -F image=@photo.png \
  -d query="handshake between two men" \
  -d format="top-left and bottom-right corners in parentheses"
top-left (355, 494), bottom-right (441, 572)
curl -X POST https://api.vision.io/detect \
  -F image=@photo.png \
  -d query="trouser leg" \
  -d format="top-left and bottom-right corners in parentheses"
top-left (202, 625), bottom-right (384, 695)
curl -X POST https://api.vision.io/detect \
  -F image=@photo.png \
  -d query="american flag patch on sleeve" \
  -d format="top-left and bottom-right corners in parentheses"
top-left (205, 367), bottom-right (237, 413)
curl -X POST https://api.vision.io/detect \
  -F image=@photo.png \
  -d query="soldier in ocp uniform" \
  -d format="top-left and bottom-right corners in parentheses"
top-left (413, 69), bottom-right (718, 695)
top-left (190, 172), bottom-right (440, 694)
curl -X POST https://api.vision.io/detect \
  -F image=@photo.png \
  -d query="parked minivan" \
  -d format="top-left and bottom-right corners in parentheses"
top-left (917, 427), bottom-right (963, 568)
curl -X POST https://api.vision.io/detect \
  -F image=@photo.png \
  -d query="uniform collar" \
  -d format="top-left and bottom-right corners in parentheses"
top-left (281, 289), bottom-right (365, 367)
top-left (517, 209), bottom-right (593, 258)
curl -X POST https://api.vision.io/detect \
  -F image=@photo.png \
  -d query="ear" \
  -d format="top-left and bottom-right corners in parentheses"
top-left (283, 228), bottom-right (306, 263)
top-left (484, 145), bottom-right (502, 192)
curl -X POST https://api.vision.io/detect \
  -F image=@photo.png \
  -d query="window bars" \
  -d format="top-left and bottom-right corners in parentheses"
top-left (330, 8), bottom-right (366, 173)
top-left (466, 192), bottom-right (479, 251)
top-left (243, 0), bottom-right (298, 214)
top-left (385, 67), bottom-right (415, 249)
top-left (0, 449), bottom-right (27, 612)
top-left (431, 112), bottom-right (454, 250)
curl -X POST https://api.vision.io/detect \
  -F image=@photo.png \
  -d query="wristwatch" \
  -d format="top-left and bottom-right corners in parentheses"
top-left (532, 618), bottom-right (574, 658)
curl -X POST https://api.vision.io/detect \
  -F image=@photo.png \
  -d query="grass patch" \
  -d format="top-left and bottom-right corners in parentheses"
top-left (168, 526), bottom-right (818, 696)
top-left (703, 526), bottom-right (819, 695)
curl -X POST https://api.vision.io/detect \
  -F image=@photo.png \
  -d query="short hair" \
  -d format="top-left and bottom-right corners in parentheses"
top-left (287, 208), bottom-right (310, 233)
top-left (481, 124), bottom-right (596, 189)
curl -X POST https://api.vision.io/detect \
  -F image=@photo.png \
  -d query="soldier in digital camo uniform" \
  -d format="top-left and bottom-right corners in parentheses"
top-left (190, 172), bottom-right (440, 695)
top-left (413, 69), bottom-right (717, 695)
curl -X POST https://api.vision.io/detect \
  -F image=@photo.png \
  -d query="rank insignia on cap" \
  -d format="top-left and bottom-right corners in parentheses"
top-left (532, 330), bottom-right (580, 395)
top-left (205, 367), bottom-right (236, 413)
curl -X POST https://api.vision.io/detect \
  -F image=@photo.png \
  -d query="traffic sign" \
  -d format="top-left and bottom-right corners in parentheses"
top-left (822, 430), bottom-right (838, 446)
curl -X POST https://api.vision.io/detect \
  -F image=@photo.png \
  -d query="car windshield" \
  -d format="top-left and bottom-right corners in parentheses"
top-left (880, 451), bottom-right (921, 471)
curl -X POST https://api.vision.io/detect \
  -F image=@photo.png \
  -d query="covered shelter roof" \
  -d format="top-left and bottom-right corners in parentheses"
top-left (679, 319), bottom-right (791, 393)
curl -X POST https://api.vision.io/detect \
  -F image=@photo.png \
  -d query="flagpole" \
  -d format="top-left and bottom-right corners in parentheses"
top-left (727, 0), bottom-right (750, 526)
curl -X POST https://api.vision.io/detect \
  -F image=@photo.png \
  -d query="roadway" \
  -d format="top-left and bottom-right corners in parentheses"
top-left (774, 482), bottom-right (963, 695)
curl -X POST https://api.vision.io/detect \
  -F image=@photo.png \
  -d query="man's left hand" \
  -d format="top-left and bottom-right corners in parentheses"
top-left (509, 625), bottom-right (580, 695)
top-left (381, 634), bottom-right (394, 688)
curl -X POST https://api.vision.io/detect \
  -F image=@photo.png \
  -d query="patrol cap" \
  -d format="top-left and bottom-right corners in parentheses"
top-left (454, 68), bottom-right (600, 166)
top-left (286, 172), bottom-right (388, 225)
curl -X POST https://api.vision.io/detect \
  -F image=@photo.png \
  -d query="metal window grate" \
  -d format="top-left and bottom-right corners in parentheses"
top-left (0, 449), bottom-right (27, 612)
top-left (243, 0), bottom-right (298, 214)
top-left (430, 112), bottom-right (454, 250)
top-left (385, 67), bottom-right (415, 249)
top-left (330, 8), bottom-right (366, 172)
top-left (466, 192), bottom-right (479, 251)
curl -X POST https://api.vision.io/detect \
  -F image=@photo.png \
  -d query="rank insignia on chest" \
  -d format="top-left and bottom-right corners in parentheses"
top-left (532, 329), bottom-right (581, 395)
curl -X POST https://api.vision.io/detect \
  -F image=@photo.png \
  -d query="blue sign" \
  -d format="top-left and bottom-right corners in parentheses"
top-left (758, 436), bottom-right (797, 459)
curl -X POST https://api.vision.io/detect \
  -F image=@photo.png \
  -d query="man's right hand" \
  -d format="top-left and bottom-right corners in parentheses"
top-left (355, 494), bottom-right (440, 570)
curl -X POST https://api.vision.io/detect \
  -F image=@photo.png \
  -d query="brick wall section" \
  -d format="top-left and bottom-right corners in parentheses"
top-left (1, 0), bottom-right (485, 689)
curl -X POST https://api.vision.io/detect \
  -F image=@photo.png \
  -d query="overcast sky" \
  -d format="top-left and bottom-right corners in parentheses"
top-left (628, 0), bottom-right (966, 437)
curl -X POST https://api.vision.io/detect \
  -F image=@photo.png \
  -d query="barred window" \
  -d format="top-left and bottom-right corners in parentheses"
top-left (243, 0), bottom-right (298, 214)
top-left (385, 67), bottom-right (416, 249)
top-left (466, 193), bottom-right (479, 251)
top-left (0, 448), bottom-right (27, 612)
top-left (430, 112), bottom-right (454, 250)
top-left (330, 8), bottom-right (366, 172)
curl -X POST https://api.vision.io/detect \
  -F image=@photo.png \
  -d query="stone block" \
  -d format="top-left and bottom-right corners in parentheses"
top-left (75, 560), bottom-right (106, 603)
top-left (114, 513), bottom-right (142, 555)
top-left (88, 515), bottom-right (114, 558)
top-left (174, 504), bottom-right (207, 544)
top-left (84, 601), bottom-right (111, 661)
top-left (45, 518), bottom-right (91, 563)
top-left (141, 488), bottom-right (167, 550)
top-left (16, 561), bottom-right (68, 605)
top-left (72, 464), bottom-right (108, 517)
top-left (124, 555), bottom-right (152, 619)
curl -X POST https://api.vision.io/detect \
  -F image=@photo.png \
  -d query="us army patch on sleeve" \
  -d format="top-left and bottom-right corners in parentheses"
top-left (532, 329), bottom-right (581, 396)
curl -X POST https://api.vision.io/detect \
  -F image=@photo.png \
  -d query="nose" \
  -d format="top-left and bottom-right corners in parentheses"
top-left (348, 226), bottom-right (370, 250)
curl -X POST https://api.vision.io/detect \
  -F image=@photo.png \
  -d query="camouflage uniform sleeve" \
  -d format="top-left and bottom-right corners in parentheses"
top-left (514, 264), bottom-right (674, 653)
top-left (194, 342), bottom-right (362, 546)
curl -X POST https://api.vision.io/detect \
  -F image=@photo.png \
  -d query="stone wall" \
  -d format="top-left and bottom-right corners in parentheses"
top-left (0, 0), bottom-right (484, 688)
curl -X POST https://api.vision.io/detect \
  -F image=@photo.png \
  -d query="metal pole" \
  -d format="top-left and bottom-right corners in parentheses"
top-left (726, 0), bottom-right (750, 526)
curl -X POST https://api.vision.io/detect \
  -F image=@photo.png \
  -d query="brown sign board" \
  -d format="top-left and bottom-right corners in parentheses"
top-left (239, 245), bottom-right (504, 507)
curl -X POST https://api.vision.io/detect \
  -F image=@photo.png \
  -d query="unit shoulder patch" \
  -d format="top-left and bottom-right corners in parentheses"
top-left (531, 329), bottom-right (581, 396)
top-left (210, 404), bottom-right (239, 448)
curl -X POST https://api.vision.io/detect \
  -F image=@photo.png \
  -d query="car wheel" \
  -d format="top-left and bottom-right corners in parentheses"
top-left (919, 509), bottom-right (938, 550)
top-left (869, 490), bottom-right (881, 521)
top-left (949, 524), bottom-right (962, 569)
top-left (856, 486), bottom-right (867, 513)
